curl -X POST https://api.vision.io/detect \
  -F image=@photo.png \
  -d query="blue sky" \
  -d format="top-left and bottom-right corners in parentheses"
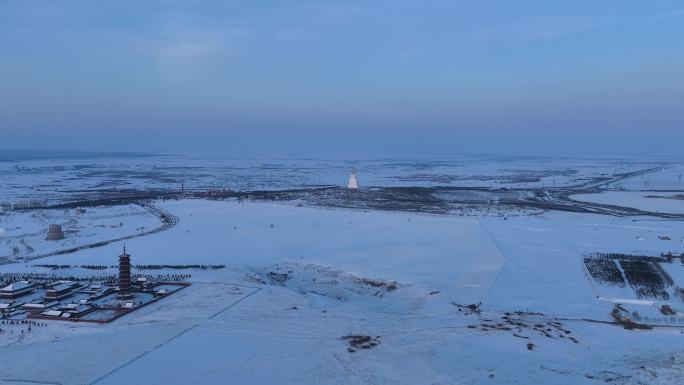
top-left (1, 1), bottom-right (683, 156)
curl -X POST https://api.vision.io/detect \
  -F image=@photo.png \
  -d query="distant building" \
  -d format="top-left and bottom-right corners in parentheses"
top-left (347, 167), bottom-right (359, 189)
top-left (0, 281), bottom-right (36, 299)
top-left (45, 224), bottom-right (65, 241)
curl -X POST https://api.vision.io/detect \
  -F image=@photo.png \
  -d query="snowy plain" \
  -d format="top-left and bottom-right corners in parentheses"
top-left (0, 153), bottom-right (672, 206)
top-left (1, 198), bottom-right (683, 385)
top-left (572, 191), bottom-right (684, 215)
top-left (1, 153), bottom-right (684, 385)
top-left (0, 204), bottom-right (159, 263)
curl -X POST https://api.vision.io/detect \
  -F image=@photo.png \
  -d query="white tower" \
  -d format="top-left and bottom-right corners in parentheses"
top-left (347, 167), bottom-right (359, 189)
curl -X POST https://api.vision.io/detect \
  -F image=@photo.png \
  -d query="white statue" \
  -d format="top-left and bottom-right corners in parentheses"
top-left (347, 167), bottom-right (358, 189)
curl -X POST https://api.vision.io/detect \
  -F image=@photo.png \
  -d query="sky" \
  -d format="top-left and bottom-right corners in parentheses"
top-left (1, 0), bottom-right (683, 157)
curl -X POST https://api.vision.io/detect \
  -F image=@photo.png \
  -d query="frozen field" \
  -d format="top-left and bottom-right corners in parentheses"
top-left (606, 164), bottom-right (684, 191)
top-left (5, 200), bottom-right (506, 304)
top-left (1, 199), bottom-right (684, 384)
top-left (482, 213), bottom-right (684, 319)
top-left (0, 204), bottom-right (160, 263)
top-left (572, 191), bottom-right (684, 215)
top-left (0, 152), bottom-right (670, 206)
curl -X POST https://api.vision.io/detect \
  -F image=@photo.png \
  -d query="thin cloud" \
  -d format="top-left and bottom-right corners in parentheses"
top-left (155, 42), bottom-right (218, 67)
top-left (643, 7), bottom-right (684, 22)
top-left (144, 25), bottom-right (252, 74)
top-left (472, 15), bottom-right (610, 42)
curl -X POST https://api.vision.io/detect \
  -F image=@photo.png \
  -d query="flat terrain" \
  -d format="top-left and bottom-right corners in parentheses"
top-left (2, 155), bottom-right (684, 385)
top-left (1, 199), bottom-right (683, 385)
top-left (0, 204), bottom-right (161, 263)
top-left (572, 191), bottom-right (684, 215)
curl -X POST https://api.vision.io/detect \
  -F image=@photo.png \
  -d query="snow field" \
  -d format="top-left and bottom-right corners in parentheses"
top-left (2, 199), bottom-right (684, 384)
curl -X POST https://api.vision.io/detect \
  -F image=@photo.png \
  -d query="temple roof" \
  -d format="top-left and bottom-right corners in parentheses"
top-left (0, 281), bottom-right (32, 292)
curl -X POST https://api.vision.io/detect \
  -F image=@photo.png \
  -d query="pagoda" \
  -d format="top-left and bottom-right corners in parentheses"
top-left (118, 247), bottom-right (133, 299)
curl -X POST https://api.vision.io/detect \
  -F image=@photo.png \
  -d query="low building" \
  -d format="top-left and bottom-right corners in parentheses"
top-left (75, 284), bottom-right (112, 300)
top-left (153, 288), bottom-right (170, 297)
top-left (63, 304), bottom-right (93, 317)
top-left (133, 277), bottom-right (155, 290)
top-left (45, 281), bottom-right (81, 300)
top-left (0, 281), bottom-right (36, 299)
top-left (21, 301), bottom-right (59, 312)
top-left (41, 310), bottom-right (62, 317)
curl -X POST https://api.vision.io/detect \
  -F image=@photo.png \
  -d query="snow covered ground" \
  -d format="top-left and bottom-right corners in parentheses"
top-left (0, 205), bottom-right (160, 263)
top-left (4, 200), bottom-right (506, 305)
top-left (606, 164), bottom-right (684, 191)
top-left (481, 213), bottom-right (684, 321)
top-left (1, 199), bottom-right (684, 384)
top-left (0, 153), bottom-right (668, 206)
top-left (572, 191), bottom-right (684, 215)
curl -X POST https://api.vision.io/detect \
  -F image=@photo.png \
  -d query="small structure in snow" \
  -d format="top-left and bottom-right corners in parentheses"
top-left (347, 167), bottom-right (359, 189)
top-left (42, 310), bottom-right (62, 317)
top-left (45, 224), bottom-right (65, 241)
top-left (154, 288), bottom-right (169, 296)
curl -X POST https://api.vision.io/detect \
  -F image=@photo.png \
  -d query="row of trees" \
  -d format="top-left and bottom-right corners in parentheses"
top-left (31, 264), bottom-right (225, 270)
top-left (587, 252), bottom-right (671, 263)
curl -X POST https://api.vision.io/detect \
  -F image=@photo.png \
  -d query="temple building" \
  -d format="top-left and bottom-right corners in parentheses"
top-left (118, 247), bottom-right (133, 299)
top-left (0, 281), bottom-right (36, 299)
top-left (45, 281), bottom-right (81, 300)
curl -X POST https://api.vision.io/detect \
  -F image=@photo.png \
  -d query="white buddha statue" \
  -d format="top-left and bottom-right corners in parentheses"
top-left (347, 167), bottom-right (359, 189)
